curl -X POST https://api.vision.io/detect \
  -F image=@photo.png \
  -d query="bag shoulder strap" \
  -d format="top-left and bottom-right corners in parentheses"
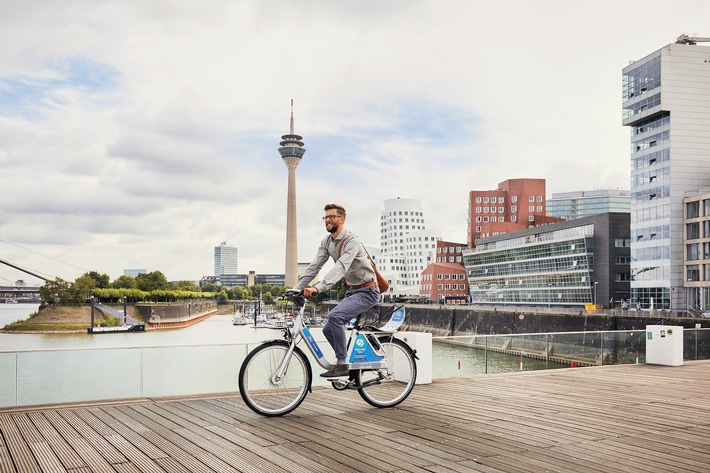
top-left (337, 235), bottom-right (353, 259)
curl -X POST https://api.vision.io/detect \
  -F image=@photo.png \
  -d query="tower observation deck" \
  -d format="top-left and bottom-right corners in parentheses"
top-left (279, 100), bottom-right (306, 287)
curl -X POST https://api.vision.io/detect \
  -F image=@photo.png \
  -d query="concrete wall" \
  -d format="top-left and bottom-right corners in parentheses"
top-left (363, 304), bottom-right (710, 336)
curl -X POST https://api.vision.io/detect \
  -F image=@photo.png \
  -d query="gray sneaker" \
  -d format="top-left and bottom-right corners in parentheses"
top-left (320, 364), bottom-right (349, 378)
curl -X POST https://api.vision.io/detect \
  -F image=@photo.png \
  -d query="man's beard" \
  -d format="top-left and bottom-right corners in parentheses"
top-left (327, 222), bottom-right (340, 234)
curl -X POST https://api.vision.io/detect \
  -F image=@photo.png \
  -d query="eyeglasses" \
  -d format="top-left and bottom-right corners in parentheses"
top-left (322, 215), bottom-right (341, 221)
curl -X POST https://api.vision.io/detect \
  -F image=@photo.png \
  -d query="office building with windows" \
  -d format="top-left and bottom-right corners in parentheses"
top-left (463, 213), bottom-right (630, 307)
top-left (214, 241), bottom-right (238, 278)
top-left (623, 38), bottom-right (710, 311)
top-left (547, 189), bottom-right (630, 221)
top-left (379, 197), bottom-right (441, 295)
top-left (468, 178), bottom-right (562, 248)
top-left (683, 191), bottom-right (710, 314)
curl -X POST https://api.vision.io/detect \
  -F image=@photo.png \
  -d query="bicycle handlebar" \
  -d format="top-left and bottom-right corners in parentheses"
top-left (284, 289), bottom-right (306, 308)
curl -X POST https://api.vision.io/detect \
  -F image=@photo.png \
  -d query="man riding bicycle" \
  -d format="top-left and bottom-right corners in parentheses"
top-left (292, 204), bottom-right (380, 378)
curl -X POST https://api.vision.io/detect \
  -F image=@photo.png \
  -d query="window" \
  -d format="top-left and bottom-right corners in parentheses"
top-left (491, 197), bottom-right (497, 203)
top-left (483, 207), bottom-right (489, 212)
top-left (536, 196), bottom-right (543, 202)
top-left (687, 223), bottom-right (700, 240)
top-left (511, 205), bottom-right (517, 212)
top-left (529, 206), bottom-right (535, 212)
top-left (437, 274), bottom-right (443, 280)
top-left (537, 206), bottom-right (542, 212)
top-left (475, 207), bottom-right (481, 212)
top-left (444, 274), bottom-right (450, 280)
top-left (512, 196), bottom-right (518, 202)
top-left (687, 265), bottom-right (700, 282)
top-left (511, 215), bottom-right (517, 222)
top-left (499, 197), bottom-right (505, 203)
top-left (437, 284), bottom-right (443, 290)
top-left (529, 196), bottom-right (535, 202)
top-left (498, 207), bottom-right (504, 213)
top-left (687, 243), bottom-right (700, 261)
top-left (615, 239), bottom-right (631, 247)
top-left (528, 216), bottom-right (535, 222)
top-left (483, 197), bottom-right (489, 203)
top-left (687, 201), bottom-right (700, 218)
top-left (475, 197), bottom-right (481, 203)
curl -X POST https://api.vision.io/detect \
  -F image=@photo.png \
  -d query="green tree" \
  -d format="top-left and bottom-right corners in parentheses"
top-left (230, 286), bottom-right (250, 300)
top-left (201, 283), bottom-right (220, 293)
top-left (85, 271), bottom-right (110, 288)
top-left (172, 280), bottom-right (200, 291)
top-left (135, 271), bottom-right (170, 291)
top-left (39, 278), bottom-right (71, 304)
top-left (111, 275), bottom-right (137, 289)
top-left (71, 274), bottom-right (96, 303)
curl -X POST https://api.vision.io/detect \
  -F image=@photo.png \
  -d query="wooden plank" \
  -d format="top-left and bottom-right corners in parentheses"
top-left (41, 412), bottom-right (116, 473)
top-left (0, 420), bottom-right (17, 473)
top-left (0, 415), bottom-right (41, 473)
top-left (26, 412), bottom-right (86, 470)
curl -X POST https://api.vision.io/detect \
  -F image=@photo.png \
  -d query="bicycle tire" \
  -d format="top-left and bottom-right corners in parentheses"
top-left (355, 336), bottom-right (416, 408)
top-left (238, 340), bottom-right (312, 416)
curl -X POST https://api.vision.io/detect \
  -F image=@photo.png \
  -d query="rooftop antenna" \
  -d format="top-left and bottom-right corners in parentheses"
top-left (290, 99), bottom-right (295, 135)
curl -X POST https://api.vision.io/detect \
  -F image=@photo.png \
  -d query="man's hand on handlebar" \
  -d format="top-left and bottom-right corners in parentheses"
top-left (303, 287), bottom-right (318, 298)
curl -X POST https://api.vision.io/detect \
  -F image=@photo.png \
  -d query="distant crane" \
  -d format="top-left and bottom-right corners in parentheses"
top-left (676, 34), bottom-right (710, 45)
top-left (0, 258), bottom-right (49, 281)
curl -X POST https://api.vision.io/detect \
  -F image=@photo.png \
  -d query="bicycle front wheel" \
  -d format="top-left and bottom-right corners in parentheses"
top-left (238, 340), bottom-right (311, 416)
top-left (356, 337), bottom-right (417, 408)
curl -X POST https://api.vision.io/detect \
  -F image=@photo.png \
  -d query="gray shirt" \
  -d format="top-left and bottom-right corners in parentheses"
top-left (292, 228), bottom-right (376, 293)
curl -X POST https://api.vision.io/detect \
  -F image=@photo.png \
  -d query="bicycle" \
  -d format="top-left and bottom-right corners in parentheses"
top-left (238, 289), bottom-right (418, 416)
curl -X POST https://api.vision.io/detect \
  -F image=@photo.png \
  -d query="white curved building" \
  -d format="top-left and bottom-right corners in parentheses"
top-left (379, 198), bottom-right (441, 295)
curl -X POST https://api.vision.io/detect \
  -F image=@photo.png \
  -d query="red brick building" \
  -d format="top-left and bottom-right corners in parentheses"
top-left (435, 240), bottom-right (467, 264)
top-left (420, 262), bottom-right (469, 304)
top-left (467, 178), bottom-right (563, 248)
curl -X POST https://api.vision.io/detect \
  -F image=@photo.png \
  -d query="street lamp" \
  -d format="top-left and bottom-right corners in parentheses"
top-left (594, 281), bottom-right (598, 307)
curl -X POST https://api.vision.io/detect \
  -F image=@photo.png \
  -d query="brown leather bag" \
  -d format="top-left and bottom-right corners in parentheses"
top-left (338, 236), bottom-right (389, 293)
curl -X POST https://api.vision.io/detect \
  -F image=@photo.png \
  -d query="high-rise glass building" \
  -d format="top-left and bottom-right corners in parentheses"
top-left (214, 242), bottom-right (238, 278)
top-left (623, 38), bottom-right (710, 311)
top-left (547, 189), bottom-right (630, 221)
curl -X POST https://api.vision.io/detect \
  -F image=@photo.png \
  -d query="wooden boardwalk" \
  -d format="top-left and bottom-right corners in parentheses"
top-left (2, 361), bottom-right (709, 472)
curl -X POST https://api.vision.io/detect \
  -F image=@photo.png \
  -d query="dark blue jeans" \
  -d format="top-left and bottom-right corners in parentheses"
top-left (323, 287), bottom-right (380, 362)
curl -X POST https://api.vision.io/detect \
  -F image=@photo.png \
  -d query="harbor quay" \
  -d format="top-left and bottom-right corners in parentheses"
top-left (0, 361), bottom-right (708, 472)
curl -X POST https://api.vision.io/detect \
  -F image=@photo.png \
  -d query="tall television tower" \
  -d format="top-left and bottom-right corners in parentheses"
top-left (278, 100), bottom-right (306, 287)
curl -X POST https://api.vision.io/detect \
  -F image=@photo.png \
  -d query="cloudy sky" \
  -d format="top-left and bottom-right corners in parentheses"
top-left (1, 1), bottom-right (708, 285)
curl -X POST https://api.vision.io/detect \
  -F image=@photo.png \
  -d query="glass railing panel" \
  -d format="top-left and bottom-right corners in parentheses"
top-left (142, 344), bottom-right (248, 397)
top-left (683, 329), bottom-right (710, 361)
top-left (16, 348), bottom-right (142, 406)
top-left (603, 330), bottom-right (646, 365)
top-left (0, 353), bottom-right (17, 407)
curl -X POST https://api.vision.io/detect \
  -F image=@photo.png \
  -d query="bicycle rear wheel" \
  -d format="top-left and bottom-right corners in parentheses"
top-left (356, 336), bottom-right (416, 408)
top-left (239, 340), bottom-right (311, 416)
